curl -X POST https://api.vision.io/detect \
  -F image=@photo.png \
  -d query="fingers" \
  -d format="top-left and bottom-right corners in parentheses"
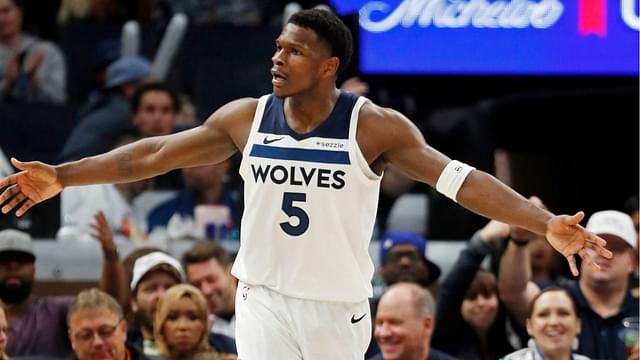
top-left (10, 158), bottom-right (26, 171)
top-left (587, 233), bottom-right (608, 248)
top-left (1, 185), bottom-right (30, 214)
top-left (564, 211), bottom-right (585, 226)
top-left (578, 249), bottom-right (601, 272)
top-left (90, 211), bottom-right (114, 245)
top-left (0, 172), bottom-right (17, 192)
top-left (583, 241), bottom-right (614, 259)
top-left (95, 211), bottom-right (107, 225)
top-left (0, 185), bottom-right (20, 212)
top-left (566, 254), bottom-right (579, 276)
top-left (15, 198), bottom-right (35, 217)
top-left (585, 233), bottom-right (613, 259)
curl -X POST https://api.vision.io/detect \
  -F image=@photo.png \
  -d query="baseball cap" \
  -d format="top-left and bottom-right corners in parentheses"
top-left (586, 210), bottom-right (637, 248)
top-left (380, 231), bottom-right (441, 285)
top-left (130, 252), bottom-right (184, 291)
top-left (105, 56), bottom-right (151, 88)
top-left (92, 38), bottom-right (120, 68)
top-left (0, 229), bottom-right (35, 261)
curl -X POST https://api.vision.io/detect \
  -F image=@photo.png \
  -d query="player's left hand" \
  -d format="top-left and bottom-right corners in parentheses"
top-left (546, 211), bottom-right (613, 276)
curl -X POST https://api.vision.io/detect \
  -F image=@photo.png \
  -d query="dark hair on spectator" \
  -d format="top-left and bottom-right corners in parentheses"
top-left (288, 8), bottom-right (353, 75)
top-left (9, 0), bottom-right (24, 10)
top-left (182, 240), bottom-right (233, 268)
top-left (131, 83), bottom-right (180, 114)
top-left (623, 194), bottom-right (639, 215)
top-left (464, 270), bottom-right (498, 300)
top-left (528, 287), bottom-right (577, 319)
top-left (67, 288), bottom-right (123, 325)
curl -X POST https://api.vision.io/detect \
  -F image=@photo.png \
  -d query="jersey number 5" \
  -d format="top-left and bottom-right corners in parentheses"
top-left (280, 192), bottom-right (309, 236)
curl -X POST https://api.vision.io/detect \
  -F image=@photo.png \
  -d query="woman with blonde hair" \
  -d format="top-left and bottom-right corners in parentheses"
top-left (154, 284), bottom-right (236, 360)
top-left (0, 299), bottom-right (9, 360)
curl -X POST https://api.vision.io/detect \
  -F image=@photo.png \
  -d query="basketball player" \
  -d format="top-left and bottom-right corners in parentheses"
top-left (0, 9), bottom-right (612, 359)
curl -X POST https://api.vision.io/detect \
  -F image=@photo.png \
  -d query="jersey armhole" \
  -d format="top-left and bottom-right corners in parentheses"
top-left (241, 94), bottom-right (270, 155)
top-left (349, 97), bottom-right (382, 181)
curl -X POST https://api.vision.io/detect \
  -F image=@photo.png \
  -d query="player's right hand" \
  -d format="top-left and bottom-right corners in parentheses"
top-left (0, 158), bottom-right (62, 216)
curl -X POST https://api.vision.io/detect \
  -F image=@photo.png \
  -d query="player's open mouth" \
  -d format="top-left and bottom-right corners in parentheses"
top-left (271, 69), bottom-right (287, 85)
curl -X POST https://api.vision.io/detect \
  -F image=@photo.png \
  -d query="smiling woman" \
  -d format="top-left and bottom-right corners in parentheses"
top-left (503, 287), bottom-right (589, 360)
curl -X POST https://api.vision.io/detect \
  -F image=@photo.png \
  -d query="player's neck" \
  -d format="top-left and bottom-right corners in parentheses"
top-left (284, 87), bottom-right (340, 134)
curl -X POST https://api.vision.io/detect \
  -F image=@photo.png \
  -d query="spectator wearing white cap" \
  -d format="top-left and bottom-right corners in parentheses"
top-left (127, 251), bottom-right (184, 357)
top-left (58, 55), bottom-right (153, 163)
top-left (498, 210), bottom-right (639, 360)
top-left (0, 228), bottom-right (127, 357)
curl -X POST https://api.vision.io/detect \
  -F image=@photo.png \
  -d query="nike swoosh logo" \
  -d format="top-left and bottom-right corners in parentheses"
top-left (350, 313), bottom-right (367, 324)
top-left (263, 136), bottom-right (284, 145)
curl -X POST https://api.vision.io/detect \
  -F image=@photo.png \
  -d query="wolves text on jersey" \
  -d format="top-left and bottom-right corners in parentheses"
top-left (251, 164), bottom-right (345, 189)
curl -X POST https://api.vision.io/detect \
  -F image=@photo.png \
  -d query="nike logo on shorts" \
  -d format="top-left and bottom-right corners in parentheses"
top-left (351, 313), bottom-right (367, 324)
top-left (263, 136), bottom-right (284, 144)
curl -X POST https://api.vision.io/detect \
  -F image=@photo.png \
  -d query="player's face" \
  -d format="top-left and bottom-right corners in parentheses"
top-left (271, 24), bottom-right (335, 97)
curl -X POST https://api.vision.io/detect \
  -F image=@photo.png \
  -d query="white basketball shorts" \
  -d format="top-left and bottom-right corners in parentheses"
top-left (235, 281), bottom-right (371, 359)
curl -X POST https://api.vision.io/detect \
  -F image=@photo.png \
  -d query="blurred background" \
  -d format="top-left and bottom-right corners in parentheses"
top-left (0, 0), bottom-right (637, 241)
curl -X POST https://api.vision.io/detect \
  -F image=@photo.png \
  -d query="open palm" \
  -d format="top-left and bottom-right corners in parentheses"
top-left (0, 158), bottom-right (62, 216)
top-left (546, 211), bottom-right (613, 276)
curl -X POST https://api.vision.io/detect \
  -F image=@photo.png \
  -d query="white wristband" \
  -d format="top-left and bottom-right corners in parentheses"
top-left (436, 160), bottom-right (475, 202)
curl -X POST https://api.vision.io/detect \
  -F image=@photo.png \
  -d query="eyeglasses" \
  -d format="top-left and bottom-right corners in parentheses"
top-left (72, 319), bottom-right (123, 344)
top-left (384, 249), bottom-right (423, 263)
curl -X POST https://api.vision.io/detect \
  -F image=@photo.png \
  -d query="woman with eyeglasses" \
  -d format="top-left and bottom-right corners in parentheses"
top-left (502, 287), bottom-right (589, 360)
top-left (154, 284), bottom-right (236, 360)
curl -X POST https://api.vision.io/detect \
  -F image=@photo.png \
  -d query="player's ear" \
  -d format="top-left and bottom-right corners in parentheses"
top-left (322, 57), bottom-right (339, 77)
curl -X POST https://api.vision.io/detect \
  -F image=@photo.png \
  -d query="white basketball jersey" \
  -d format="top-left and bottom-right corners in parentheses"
top-left (233, 91), bottom-right (381, 303)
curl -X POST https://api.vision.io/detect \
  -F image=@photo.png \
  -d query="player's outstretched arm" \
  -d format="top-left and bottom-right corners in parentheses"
top-left (366, 104), bottom-right (612, 274)
top-left (0, 98), bottom-right (257, 217)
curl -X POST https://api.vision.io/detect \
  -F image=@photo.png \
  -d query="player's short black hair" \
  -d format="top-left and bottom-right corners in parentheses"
top-left (288, 8), bottom-right (353, 75)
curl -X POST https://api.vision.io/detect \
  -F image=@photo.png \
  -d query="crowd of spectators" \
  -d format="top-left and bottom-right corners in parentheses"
top-left (0, 0), bottom-right (637, 359)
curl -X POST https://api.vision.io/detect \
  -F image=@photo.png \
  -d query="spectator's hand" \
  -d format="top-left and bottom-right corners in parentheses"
top-left (4, 53), bottom-right (19, 85)
top-left (340, 77), bottom-right (369, 96)
top-left (24, 50), bottom-right (45, 79)
top-left (546, 212), bottom-right (612, 276)
top-left (0, 158), bottom-right (62, 216)
top-left (628, 344), bottom-right (639, 360)
top-left (478, 220), bottom-right (509, 244)
top-left (509, 225), bottom-right (536, 243)
top-left (91, 211), bottom-right (116, 253)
